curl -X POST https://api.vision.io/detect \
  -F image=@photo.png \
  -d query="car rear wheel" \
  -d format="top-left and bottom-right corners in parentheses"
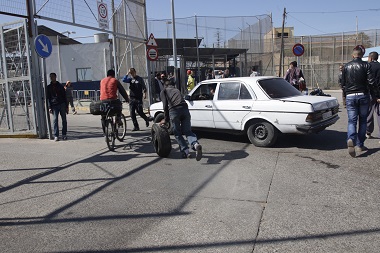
top-left (247, 121), bottom-right (278, 147)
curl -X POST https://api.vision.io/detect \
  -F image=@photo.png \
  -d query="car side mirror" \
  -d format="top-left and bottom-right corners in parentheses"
top-left (184, 94), bottom-right (192, 101)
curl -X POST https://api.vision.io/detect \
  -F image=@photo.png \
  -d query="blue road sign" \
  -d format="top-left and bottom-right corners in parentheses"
top-left (34, 34), bottom-right (52, 58)
top-left (292, 43), bottom-right (305, 57)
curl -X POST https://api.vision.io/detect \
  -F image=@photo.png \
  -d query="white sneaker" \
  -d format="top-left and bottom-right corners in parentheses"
top-left (195, 143), bottom-right (202, 161)
top-left (54, 137), bottom-right (59, 142)
top-left (366, 133), bottom-right (372, 139)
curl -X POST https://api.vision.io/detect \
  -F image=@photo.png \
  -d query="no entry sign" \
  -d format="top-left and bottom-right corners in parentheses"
top-left (147, 47), bottom-right (158, 61)
top-left (292, 43), bottom-right (305, 57)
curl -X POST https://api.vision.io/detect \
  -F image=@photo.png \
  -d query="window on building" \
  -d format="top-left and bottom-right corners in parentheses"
top-left (76, 68), bottom-right (92, 82)
top-left (277, 32), bottom-right (289, 38)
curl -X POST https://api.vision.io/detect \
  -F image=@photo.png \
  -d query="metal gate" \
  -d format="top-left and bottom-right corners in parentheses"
top-left (0, 20), bottom-right (36, 135)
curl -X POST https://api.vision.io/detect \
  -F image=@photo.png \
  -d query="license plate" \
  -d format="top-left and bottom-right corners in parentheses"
top-left (322, 111), bottom-right (332, 119)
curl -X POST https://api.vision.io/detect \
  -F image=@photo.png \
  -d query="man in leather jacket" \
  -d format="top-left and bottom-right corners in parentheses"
top-left (341, 47), bottom-right (380, 157)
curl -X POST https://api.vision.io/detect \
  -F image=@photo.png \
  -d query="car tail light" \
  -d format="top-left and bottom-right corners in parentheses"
top-left (306, 106), bottom-right (339, 123)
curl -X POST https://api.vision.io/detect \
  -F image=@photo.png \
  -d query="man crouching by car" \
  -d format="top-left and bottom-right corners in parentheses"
top-left (160, 80), bottom-right (202, 161)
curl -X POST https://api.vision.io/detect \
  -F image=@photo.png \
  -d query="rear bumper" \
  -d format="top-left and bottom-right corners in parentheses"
top-left (296, 115), bottom-right (339, 133)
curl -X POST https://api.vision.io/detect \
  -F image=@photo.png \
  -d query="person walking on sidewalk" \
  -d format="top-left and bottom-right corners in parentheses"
top-left (160, 80), bottom-right (202, 160)
top-left (64, 81), bottom-right (77, 114)
top-left (47, 73), bottom-right (68, 141)
top-left (341, 47), bottom-right (380, 157)
top-left (365, 51), bottom-right (380, 140)
top-left (123, 68), bottom-right (152, 131)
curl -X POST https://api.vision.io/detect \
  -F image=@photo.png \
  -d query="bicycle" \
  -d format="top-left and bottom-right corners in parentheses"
top-left (101, 102), bottom-right (127, 151)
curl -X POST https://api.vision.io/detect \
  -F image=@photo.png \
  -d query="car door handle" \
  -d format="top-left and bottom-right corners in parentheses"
top-left (205, 105), bottom-right (212, 108)
top-left (242, 106), bottom-right (251, 109)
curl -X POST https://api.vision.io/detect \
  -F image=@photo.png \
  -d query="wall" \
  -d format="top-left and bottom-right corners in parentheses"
top-left (46, 42), bottom-right (112, 83)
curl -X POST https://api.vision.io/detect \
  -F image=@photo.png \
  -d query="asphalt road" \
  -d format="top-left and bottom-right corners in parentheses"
top-left (1, 91), bottom-right (380, 253)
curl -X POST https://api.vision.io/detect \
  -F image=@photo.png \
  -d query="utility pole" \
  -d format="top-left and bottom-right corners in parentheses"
top-left (279, 7), bottom-right (286, 77)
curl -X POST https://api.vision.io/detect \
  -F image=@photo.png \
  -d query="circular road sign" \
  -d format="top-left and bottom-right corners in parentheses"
top-left (34, 34), bottom-right (53, 58)
top-left (147, 47), bottom-right (158, 61)
top-left (292, 43), bottom-right (305, 57)
top-left (98, 3), bottom-right (108, 19)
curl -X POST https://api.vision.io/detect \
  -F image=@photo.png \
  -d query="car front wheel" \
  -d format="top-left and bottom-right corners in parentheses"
top-left (247, 121), bottom-right (278, 147)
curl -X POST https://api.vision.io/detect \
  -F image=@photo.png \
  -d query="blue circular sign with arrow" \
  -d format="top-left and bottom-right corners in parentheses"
top-left (34, 34), bottom-right (53, 58)
top-left (292, 43), bottom-right (305, 57)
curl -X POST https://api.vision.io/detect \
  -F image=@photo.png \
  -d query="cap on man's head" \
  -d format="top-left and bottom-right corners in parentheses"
top-left (187, 70), bottom-right (191, 75)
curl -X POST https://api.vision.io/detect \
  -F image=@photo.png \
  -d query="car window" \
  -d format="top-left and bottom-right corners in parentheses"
top-left (218, 82), bottom-right (240, 100)
top-left (191, 83), bottom-right (217, 100)
top-left (258, 78), bottom-right (301, 99)
top-left (239, 84), bottom-right (252, 99)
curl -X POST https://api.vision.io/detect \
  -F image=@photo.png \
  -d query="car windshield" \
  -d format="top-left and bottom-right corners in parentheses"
top-left (258, 78), bottom-right (301, 99)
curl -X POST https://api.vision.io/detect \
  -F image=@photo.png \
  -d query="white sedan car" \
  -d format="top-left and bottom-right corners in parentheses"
top-left (149, 77), bottom-right (339, 147)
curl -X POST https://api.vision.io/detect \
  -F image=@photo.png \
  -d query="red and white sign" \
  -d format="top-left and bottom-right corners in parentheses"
top-left (97, 1), bottom-right (109, 29)
top-left (146, 33), bottom-right (158, 47)
top-left (147, 47), bottom-right (158, 61)
top-left (292, 43), bottom-right (305, 57)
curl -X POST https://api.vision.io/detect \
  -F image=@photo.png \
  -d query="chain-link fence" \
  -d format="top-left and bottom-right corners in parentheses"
top-left (148, 15), bottom-right (380, 90)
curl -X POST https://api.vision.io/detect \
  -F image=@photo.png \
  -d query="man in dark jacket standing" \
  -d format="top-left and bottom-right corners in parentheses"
top-left (365, 51), bottom-right (380, 139)
top-left (123, 68), bottom-right (152, 131)
top-left (342, 47), bottom-right (380, 157)
top-left (47, 73), bottom-right (68, 141)
top-left (160, 80), bottom-right (202, 160)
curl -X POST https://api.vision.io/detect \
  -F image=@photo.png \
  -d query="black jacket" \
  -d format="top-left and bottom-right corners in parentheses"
top-left (369, 61), bottom-right (380, 97)
top-left (342, 57), bottom-right (378, 97)
top-left (46, 81), bottom-right (67, 108)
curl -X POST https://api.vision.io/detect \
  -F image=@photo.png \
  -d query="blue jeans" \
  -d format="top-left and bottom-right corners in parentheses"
top-left (169, 106), bottom-right (198, 152)
top-left (346, 94), bottom-right (370, 147)
top-left (52, 103), bottom-right (67, 137)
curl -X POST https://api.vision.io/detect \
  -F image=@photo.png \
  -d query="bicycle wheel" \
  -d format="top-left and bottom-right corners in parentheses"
top-left (116, 114), bottom-right (127, 142)
top-left (104, 119), bottom-right (115, 151)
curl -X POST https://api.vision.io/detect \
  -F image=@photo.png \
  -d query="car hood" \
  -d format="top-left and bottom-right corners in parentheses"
top-left (279, 95), bottom-right (339, 110)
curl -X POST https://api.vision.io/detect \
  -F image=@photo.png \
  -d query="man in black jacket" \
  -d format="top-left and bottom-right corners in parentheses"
top-left (123, 68), bottom-right (152, 131)
top-left (365, 51), bottom-right (380, 140)
top-left (47, 73), bottom-right (68, 141)
top-left (342, 47), bottom-right (380, 157)
top-left (160, 80), bottom-right (202, 160)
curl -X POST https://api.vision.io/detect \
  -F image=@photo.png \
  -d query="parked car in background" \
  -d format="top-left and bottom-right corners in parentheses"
top-left (150, 77), bottom-right (339, 147)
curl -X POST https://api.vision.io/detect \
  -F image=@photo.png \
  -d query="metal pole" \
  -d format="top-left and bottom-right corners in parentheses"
top-left (28, 0), bottom-right (47, 138)
top-left (279, 8), bottom-right (286, 77)
top-left (195, 15), bottom-right (200, 83)
top-left (270, 13), bottom-right (275, 76)
top-left (171, 0), bottom-right (178, 88)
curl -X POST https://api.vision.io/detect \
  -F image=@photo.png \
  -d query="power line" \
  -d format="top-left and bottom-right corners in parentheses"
top-left (286, 13), bottom-right (327, 34)
top-left (289, 8), bottom-right (380, 14)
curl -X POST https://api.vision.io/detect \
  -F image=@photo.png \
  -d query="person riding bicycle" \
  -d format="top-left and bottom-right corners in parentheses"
top-left (100, 69), bottom-right (129, 133)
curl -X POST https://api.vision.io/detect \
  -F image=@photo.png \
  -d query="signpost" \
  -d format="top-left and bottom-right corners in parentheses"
top-left (147, 47), bottom-right (158, 61)
top-left (97, 1), bottom-right (109, 29)
top-left (146, 33), bottom-right (158, 61)
top-left (35, 34), bottom-right (53, 139)
top-left (34, 34), bottom-right (52, 58)
top-left (292, 43), bottom-right (305, 57)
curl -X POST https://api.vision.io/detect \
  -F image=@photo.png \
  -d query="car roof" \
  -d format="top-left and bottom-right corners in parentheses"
top-left (199, 76), bottom-right (280, 84)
